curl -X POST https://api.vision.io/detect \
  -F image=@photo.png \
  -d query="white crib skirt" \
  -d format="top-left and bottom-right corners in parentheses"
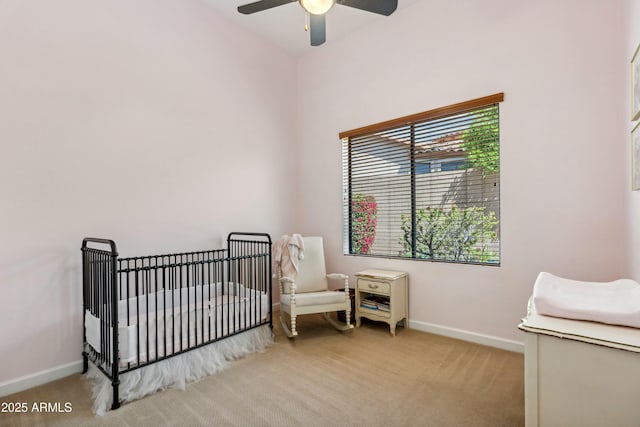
top-left (519, 299), bottom-right (640, 426)
top-left (86, 324), bottom-right (273, 416)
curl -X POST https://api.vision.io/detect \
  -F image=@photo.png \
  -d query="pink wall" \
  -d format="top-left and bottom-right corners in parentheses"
top-left (296, 0), bottom-right (629, 343)
top-left (0, 0), bottom-right (296, 383)
top-left (0, 0), bottom-right (635, 389)
top-left (628, 0), bottom-right (640, 280)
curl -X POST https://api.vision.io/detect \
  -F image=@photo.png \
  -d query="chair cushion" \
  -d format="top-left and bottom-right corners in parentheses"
top-left (281, 291), bottom-right (347, 307)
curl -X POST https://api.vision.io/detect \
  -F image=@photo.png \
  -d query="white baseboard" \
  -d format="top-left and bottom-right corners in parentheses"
top-left (409, 319), bottom-right (524, 353)
top-left (272, 303), bottom-right (521, 352)
top-left (0, 360), bottom-right (83, 398)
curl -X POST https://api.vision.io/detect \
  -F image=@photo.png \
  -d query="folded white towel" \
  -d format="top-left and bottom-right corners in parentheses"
top-left (532, 272), bottom-right (640, 328)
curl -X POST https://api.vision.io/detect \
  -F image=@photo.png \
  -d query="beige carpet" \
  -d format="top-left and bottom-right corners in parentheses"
top-left (1, 313), bottom-right (524, 426)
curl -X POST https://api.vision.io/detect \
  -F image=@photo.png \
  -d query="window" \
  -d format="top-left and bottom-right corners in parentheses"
top-left (340, 93), bottom-right (503, 265)
top-left (416, 158), bottom-right (468, 174)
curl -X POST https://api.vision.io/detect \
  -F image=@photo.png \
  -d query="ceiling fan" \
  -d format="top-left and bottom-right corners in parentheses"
top-left (237, 0), bottom-right (398, 47)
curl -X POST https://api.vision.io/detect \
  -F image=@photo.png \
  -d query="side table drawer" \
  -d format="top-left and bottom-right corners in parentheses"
top-left (357, 279), bottom-right (390, 295)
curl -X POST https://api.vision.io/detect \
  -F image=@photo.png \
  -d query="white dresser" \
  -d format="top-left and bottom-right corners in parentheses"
top-left (355, 269), bottom-right (408, 336)
top-left (519, 300), bottom-right (640, 426)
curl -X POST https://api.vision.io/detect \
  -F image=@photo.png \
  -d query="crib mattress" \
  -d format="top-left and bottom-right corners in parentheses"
top-left (85, 282), bottom-right (268, 365)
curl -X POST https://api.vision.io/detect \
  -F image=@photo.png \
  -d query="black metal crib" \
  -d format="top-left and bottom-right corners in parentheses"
top-left (81, 232), bottom-right (272, 410)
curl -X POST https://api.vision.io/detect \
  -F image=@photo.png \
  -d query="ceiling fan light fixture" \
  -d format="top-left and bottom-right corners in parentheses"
top-left (299, 0), bottom-right (335, 15)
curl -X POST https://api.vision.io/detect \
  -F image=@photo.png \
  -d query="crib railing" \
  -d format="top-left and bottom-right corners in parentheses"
top-left (81, 237), bottom-right (120, 409)
top-left (82, 232), bottom-right (272, 411)
top-left (227, 232), bottom-right (273, 331)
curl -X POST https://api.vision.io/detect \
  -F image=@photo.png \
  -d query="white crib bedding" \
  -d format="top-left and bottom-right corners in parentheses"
top-left (85, 282), bottom-right (268, 365)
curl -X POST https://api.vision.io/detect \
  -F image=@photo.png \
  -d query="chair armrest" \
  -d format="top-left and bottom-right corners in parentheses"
top-left (327, 274), bottom-right (349, 292)
top-left (279, 276), bottom-right (296, 295)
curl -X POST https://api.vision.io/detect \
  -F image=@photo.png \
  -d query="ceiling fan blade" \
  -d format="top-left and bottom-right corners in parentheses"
top-left (237, 0), bottom-right (297, 15)
top-left (337, 0), bottom-right (397, 16)
top-left (309, 13), bottom-right (326, 46)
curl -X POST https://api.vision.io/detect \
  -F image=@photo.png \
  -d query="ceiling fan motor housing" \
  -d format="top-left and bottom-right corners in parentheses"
top-left (299, 0), bottom-right (335, 15)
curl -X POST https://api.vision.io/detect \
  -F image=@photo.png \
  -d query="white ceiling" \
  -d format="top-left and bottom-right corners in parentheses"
top-left (205, 0), bottom-right (420, 56)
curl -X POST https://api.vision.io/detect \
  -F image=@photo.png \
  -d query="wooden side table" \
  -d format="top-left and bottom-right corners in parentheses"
top-left (355, 269), bottom-right (408, 336)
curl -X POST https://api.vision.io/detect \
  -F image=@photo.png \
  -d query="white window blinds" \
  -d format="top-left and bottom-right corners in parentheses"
top-left (341, 93), bottom-right (503, 265)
